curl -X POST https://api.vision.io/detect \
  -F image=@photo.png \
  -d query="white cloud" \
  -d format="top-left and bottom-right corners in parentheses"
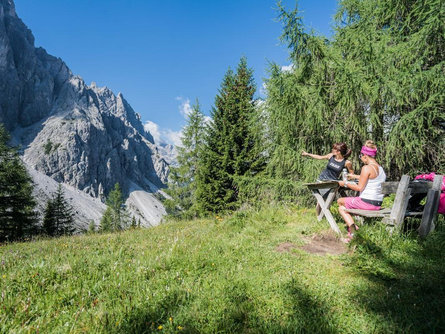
top-left (176, 97), bottom-right (193, 118)
top-left (164, 129), bottom-right (183, 147)
top-left (144, 120), bottom-right (183, 147)
top-left (281, 64), bottom-right (294, 72)
top-left (143, 120), bottom-right (161, 144)
top-left (176, 96), bottom-right (212, 124)
top-left (142, 96), bottom-right (213, 148)
top-left (259, 82), bottom-right (268, 97)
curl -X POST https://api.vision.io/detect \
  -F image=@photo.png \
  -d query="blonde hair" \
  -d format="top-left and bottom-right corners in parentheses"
top-left (365, 140), bottom-right (377, 150)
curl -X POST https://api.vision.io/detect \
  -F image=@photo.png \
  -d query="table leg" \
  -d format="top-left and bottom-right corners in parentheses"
top-left (312, 190), bottom-right (341, 234)
top-left (316, 203), bottom-right (321, 218)
top-left (317, 189), bottom-right (337, 221)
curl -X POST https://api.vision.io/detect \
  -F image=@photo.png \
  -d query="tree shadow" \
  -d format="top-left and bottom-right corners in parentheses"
top-left (104, 289), bottom-right (196, 334)
top-left (211, 279), bottom-right (341, 334)
top-left (348, 226), bottom-right (445, 333)
top-left (279, 280), bottom-right (341, 334)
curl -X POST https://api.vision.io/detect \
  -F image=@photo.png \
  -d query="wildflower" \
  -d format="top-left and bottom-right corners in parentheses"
top-left (169, 317), bottom-right (172, 322)
top-left (2, 275), bottom-right (6, 279)
top-left (158, 325), bottom-right (163, 330)
top-left (178, 326), bottom-right (183, 330)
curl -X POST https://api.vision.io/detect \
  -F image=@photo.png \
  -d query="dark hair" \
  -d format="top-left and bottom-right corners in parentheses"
top-left (333, 142), bottom-right (351, 159)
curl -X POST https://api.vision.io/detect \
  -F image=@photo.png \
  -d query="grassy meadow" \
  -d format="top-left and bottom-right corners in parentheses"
top-left (1, 205), bottom-right (444, 333)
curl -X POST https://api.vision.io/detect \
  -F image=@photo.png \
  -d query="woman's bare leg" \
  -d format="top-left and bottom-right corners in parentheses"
top-left (339, 205), bottom-right (355, 228)
top-left (337, 198), bottom-right (355, 228)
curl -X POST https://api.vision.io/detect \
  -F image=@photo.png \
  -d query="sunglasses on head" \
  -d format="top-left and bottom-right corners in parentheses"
top-left (360, 153), bottom-right (376, 158)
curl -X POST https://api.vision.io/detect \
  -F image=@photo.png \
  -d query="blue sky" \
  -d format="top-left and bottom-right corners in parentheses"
top-left (14, 0), bottom-right (338, 145)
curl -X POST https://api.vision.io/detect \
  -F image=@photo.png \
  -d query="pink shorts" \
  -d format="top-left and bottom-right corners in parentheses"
top-left (344, 197), bottom-right (381, 210)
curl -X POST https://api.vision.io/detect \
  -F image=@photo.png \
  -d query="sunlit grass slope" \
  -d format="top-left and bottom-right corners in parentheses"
top-left (1, 206), bottom-right (444, 333)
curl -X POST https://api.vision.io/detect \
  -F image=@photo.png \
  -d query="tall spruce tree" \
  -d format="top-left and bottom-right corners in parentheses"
top-left (42, 199), bottom-right (56, 236)
top-left (42, 184), bottom-right (75, 236)
top-left (0, 125), bottom-right (38, 242)
top-left (99, 183), bottom-right (128, 232)
top-left (167, 100), bottom-right (206, 217)
top-left (195, 57), bottom-right (257, 213)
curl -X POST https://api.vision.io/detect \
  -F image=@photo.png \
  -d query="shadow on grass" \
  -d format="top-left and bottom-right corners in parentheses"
top-left (215, 280), bottom-right (341, 334)
top-left (348, 224), bottom-right (445, 333)
top-left (105, 289), bottom-right (196, 334)
top-left (279, 279), bottom-right (341, 334)
top-left (106, 279), bottom-right (341, 334)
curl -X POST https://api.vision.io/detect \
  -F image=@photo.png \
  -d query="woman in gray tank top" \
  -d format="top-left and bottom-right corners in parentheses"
top-left (302, 143), bottom-right (354, 181)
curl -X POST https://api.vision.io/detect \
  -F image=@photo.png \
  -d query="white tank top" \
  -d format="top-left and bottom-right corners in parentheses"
top-left (360, 165), bottom-right (386, 202)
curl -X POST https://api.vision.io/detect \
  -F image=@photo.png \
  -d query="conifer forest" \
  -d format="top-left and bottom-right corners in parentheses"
top-left (168, 0), bottom-right (445, 217)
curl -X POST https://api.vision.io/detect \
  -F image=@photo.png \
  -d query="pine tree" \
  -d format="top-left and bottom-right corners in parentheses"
top-left (88, 220), bottom-right (96, 234)
top-left (167, 100), bottom-right (206, 217)
top-left (195, 57), bottom-right (258, 214)
top-left (130, 216), bottom-right (137, 229)
top-left (42, 199), bottom-right (56, 236)
top-left (99, 208), bottom-right (113, 232)
top-left (0, 125), bottom-right (38, 242)
top-left (99, 183), bottom-right (128, 232)
top-left (42, 184), bottom-right (75, 236)
top-left (195, 70), bottom-right (235, 213)
top-left (231, 57), bottom-right (258, 177)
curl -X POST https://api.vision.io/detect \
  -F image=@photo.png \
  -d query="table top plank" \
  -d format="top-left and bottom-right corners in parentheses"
top-left (304, 181), bottom-right (339, 189)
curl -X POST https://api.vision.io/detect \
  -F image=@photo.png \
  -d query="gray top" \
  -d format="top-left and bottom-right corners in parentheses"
top-left (318, 156), bottom-right (346, 181)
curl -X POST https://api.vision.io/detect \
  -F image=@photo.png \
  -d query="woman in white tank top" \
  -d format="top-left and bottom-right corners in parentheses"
top-left (337, 140), bottom-right (386, 242)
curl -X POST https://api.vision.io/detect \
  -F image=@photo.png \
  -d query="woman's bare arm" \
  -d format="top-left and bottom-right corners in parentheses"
top-left (345, 160), bottom-right (354, 174)
top-left (339, 165), bottom-right (371, 191)
top-left (302, 151), bottom-right (333, 160)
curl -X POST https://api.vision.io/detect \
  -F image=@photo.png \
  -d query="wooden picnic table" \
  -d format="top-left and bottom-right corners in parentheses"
top-left (305, 175), bottom-right (443, 237)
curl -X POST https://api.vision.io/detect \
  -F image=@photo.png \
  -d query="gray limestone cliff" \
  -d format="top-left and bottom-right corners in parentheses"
top-left (0, 0), bottom-right (170, 227)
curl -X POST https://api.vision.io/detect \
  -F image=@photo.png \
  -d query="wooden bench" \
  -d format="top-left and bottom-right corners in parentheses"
top-left (345, 174), bottom-right (443, 236)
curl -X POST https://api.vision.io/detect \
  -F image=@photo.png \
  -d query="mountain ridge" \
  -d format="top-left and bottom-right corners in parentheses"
top-left (0, 0), bottom-right (170, 228)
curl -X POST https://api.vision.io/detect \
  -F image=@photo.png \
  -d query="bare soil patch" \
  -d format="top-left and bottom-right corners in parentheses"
top-left (276, 231), bottom-right (347, 256)
top-left (275, 242), bottom-right (298, 253)
top-left (300, 231), bottom-right (347, 255)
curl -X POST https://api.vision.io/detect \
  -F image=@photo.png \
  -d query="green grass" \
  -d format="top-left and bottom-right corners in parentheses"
top-left (1, 205), bottom-right (444, 333)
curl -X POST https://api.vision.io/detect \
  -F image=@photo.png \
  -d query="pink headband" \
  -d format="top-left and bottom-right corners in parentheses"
top-left (361, 146), bottom-right (377, 157)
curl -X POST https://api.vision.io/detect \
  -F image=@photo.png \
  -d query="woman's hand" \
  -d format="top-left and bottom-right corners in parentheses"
top-left (302, 150), bottom-right (308, 157)
top-left (347, 173), bottom-right (358, 180)
top-left (338, 180), bottom-right (345, 187)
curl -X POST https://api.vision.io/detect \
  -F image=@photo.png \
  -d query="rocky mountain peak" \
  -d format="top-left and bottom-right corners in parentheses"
top-left (0, 0), bottom-right (172, 227)
top-left (0, 0), bottom-right (16, 18)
